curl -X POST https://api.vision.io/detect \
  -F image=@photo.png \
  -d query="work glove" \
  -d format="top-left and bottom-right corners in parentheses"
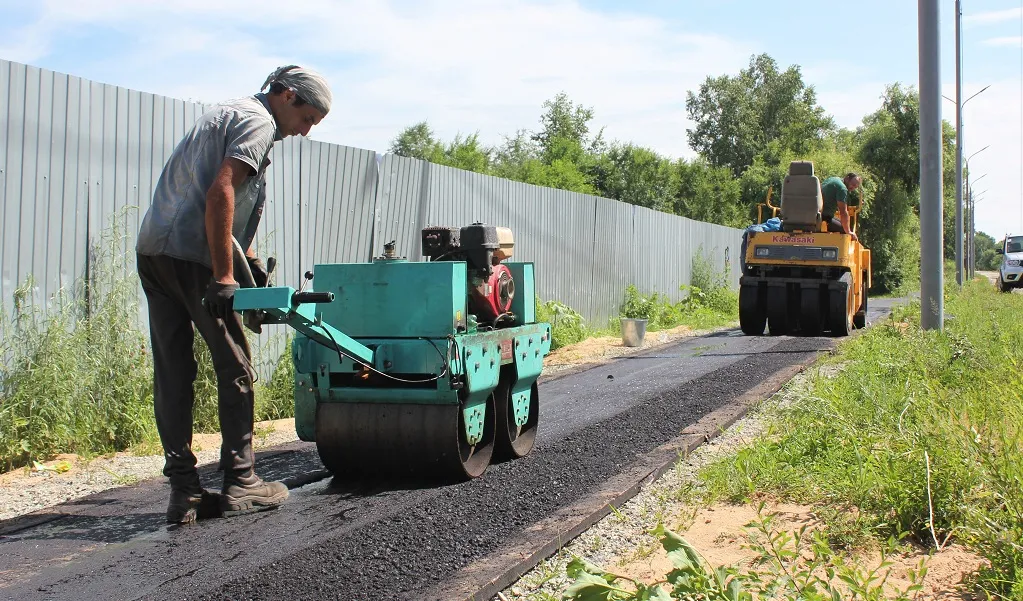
top-left (247, 256), bottom-right (269, 288)
top-left (203, 280), bottom-right (239, 320)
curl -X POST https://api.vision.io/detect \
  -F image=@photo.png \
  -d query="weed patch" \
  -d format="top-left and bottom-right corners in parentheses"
top-left (562, 505), bottom-right (925, 601)
top-left (0, 227), bottom-right (156, 472)
top-left (539, 253), bottom-right (737, 352)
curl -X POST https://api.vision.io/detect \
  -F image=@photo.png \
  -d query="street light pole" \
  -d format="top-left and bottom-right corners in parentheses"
top-left (946, 0), bottom-right (990, 287)
top-left (918, 0), bottom-right (944, 330)
top-left (964, 147), bottom-right (989, 280)
top-left (970, 187), bottom-right (989, 279)
top-left (955, 0), bottom-right (963, 285)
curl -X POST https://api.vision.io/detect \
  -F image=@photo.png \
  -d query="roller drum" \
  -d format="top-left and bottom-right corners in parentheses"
top-left (315, 394), bottom-right (496, 481)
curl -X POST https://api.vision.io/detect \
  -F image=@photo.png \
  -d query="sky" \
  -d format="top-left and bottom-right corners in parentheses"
top-left (1, 0), bottom-right (1022, 238)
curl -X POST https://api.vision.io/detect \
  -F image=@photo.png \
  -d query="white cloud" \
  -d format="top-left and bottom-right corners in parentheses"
top-left (983, 35), bottom-right (1023, 47)
top-left (816, 81), bottom-right (890, 129)
top-left (964, 7), bottom-right (1022, 26)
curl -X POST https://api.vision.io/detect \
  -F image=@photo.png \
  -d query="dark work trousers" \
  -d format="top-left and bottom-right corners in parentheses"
top-left (823, 215), bottom-right (847, 234)
top-left (137, 253), bottom-right (256, 490)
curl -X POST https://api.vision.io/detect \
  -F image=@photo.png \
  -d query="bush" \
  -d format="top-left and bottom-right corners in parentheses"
top-left (0, 222), bottom-right (297, 472)
top-left (0, 231), bottom-right (156, 471)
top-left (615, 251), bottom-right (738, 332)
top-left (690, 249), bottom-right (738, 315)
top-left (536, 298), bottom-right (589, 350)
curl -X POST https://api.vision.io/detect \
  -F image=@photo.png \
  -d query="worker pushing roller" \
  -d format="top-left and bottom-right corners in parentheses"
top-left (135, 65), bottom-right (333, 524)
top-left (136, 65), bottom-right (552, 526)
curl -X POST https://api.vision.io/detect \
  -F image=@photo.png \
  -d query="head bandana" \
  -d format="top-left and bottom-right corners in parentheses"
top-left (260, 65), bottom-right (332, 116)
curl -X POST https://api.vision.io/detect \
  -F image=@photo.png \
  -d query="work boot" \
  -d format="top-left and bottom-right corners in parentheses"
top-left (167, 486), bottom-right (221, 524)
top-left (220, 472), bottom-right (289, 517)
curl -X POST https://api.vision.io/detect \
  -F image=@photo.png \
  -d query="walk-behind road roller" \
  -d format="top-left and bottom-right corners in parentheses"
top-left (233, 224), bottom-right (552, 481)
top-left (739, 161), bottom-right (871, 337)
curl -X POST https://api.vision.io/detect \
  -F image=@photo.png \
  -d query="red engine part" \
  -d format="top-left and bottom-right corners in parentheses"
top-left (470, 264), bottom-right (515, 323)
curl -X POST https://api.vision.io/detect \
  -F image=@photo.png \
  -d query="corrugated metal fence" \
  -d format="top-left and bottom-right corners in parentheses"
top-left (1, 58), bottom-right (742, 333)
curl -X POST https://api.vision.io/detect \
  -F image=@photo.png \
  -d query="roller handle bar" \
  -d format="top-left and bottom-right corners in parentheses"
top-left (293, 291), bottom-right (335, 305)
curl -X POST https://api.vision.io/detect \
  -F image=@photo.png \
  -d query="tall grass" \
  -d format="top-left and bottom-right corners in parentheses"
top-left (619, 249), bottom-right (738, 332)
top-left (699, 279), bottom-right (1023, 598)
top-left (0, 224), bottom-right (297, 472)
top-left (0, 228), bottom-right (155, 471)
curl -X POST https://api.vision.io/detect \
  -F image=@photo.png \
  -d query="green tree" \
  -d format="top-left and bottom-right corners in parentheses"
top-left (388, 122), bottom-right (491, 173)
top-left (591, 144), bottom-right (677, 211)
top-left (974, 231), bottom-right (1001, 271)
top-left (388, 121), bottom-right (441, 160)
top-left (856, 84), bottom-right (923, 294)
top-left (685, 53), bottom-right (835, 176)
top-left (673, 159), bottom-right (745, 227)
top-left (490, 129), bottom-right (539, 180)
top-left (854, 83), bottom-right (957, 293)
top-left (530, 92), bottom-right (605, 164)
top-left (432, 133), bottom-right (492, 173)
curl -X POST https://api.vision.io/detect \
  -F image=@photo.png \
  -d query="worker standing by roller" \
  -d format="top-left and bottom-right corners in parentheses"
top-left (135, 65), bottom-right (332, 524)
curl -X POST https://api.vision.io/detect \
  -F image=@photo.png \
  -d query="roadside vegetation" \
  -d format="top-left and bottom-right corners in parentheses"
top-left (0, 230), bottom-right (300, 473)
top-left (561, 278), bottom-right (1022, 599)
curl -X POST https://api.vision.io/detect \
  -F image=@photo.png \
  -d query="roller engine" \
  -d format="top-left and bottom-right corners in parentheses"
top-left (422, 224), bottom-right (516, 326)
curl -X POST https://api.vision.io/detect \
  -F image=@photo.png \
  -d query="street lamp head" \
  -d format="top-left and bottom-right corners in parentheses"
top-left (966, 145), bottom-right (991, 165)
top-left (966, 84), bottom-right (992, 105)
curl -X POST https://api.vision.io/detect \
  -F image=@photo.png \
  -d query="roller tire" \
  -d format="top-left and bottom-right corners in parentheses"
top-left (767, 285), bottom-right (789, 336)
top-left (739, 284), bottom-right (766, 335)
top-left (853, 277), bottom-right (868, 329)
top-left (493, 370), bottom-right (538, 461)
top-left (800, 286), bottom-right (823, 336)
top-left (315, 393), bottom-right (496, 482)
top-left (829, 274), bottom-right (854, 337)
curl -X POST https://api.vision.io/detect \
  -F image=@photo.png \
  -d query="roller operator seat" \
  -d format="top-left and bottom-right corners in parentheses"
top-left (779, 161), bottom-right (823, 233)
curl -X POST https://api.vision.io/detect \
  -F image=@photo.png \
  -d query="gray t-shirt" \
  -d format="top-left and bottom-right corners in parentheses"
top-left (136, 93), bottom-right (280, 268)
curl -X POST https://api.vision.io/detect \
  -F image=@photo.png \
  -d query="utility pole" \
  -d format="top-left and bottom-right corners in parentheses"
top-left (954, 0), bottom-right (964, 286)
top-left (918, 0), bottom-right (944, 330)
top-left (969, 189), bottom-right (975, 278)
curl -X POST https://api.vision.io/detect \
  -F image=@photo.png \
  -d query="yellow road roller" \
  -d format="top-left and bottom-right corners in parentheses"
top-left (739, 161), bottom-right (871, 337)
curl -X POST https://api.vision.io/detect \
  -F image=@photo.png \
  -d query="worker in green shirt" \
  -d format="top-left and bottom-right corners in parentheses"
top-left (820, 173), bottom-right (862, 240)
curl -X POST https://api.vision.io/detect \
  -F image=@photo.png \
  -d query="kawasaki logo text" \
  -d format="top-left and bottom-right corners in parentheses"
top-left (771, 235), bottom-right (815, 244)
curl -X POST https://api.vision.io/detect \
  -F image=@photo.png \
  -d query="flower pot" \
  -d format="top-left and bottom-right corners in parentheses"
top-left (620, 318), bottom-right (648, 347)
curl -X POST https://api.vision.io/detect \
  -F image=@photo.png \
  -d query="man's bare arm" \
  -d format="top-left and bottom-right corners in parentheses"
top-left (206, 158), bottom-right (253, 284)
top-left (838, 202), bottom-right (857, 239)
